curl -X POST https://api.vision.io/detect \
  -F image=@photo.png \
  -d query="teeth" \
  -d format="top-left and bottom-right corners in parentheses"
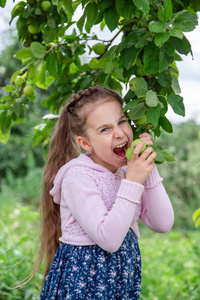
top-left (115, 142), bottom-right (126, 148)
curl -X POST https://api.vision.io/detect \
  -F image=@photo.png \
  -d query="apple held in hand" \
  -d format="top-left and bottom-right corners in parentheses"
top-left (126, 139), bottom-right (146, 161)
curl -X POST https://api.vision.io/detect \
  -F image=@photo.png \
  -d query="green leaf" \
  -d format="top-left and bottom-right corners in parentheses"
top-left (0, 127), bottom-right (10, 144)
top-left (117, 29), bottom-right (146, 54)
top-left (143, 42), bottom-right (159, 74)
top-left (31, 42), bottom-right (46, 59)
top-left (43, 26), bottom-right (58, 43)
top-left (173, 12), bottom-right (197, 32)
top-left (133, 0), bottom-right (149, 15)
top-left (13, 102), bottom-right (24, 118)
top-left (3, 84), bottom-right (15, 93)
top-left (159, 116), bottom-right (173, 133)
top-left (92, 57), bottom-right (105, 68)
top-left (145, 90), bottom-right (159, 107)
top-left (146, 104), bottom-right (161, 127)
top-left (15, 48), bottom-right (33, 63)
top-left (47, 15), bottom-right (57, 29)
top-left (194, 218), bottom-right (200, 228)
top-left (0, 0), bottom-right (6, 8)
top-left (116, 0), bottom-right (135, 18)
top-left (112, 68), bottom-right (124, 82)
top-left (165, 39), bottom-right (175, 57)
top-left (38, 63), bottom-right (46, 84)
top-left (46, 53), bottom-right (59, 76)
top-left (149, 21), bottom-right (166, 33)
top-left (121, 99), bottom-right (140, 113)
top-left (135, 78), bottom-right (148, 97)
top-left (171, 75), bottom-right (181, 93)
top-left (158, 0), bottom-right (172, 22)
top-left (77, 15), bottom-right (85, 32)
top-left (28, 64), bottom-right (37, 83)
top-left (123, 90), bottom-right (136, 102)
top-left (160, 149), bottom-right (176, 162)
top-left (169, 27), bottom-right (183, 39)
top-left (167, 94), bottom-right (185, 116)
top-left (157, 73), bottom-right (172, 87)
top-left (10, 1), bottom-right (26, 23)
top-left (193, 208), bottom-right (200, 222)
top-left (171, 35), bottom-right (192, 56)
top-left (128, 102), bottom-right (147, 120)
top-left (104, 6), bottom-right (119, 32)
top-left (33, 122), bottom-right (55, 146)
top-left (122, 46), bottom-right (140, 69)
top-left (154, 32), bottom-right (170, 48)
top-left (10, 70), bottom-right (21, 84)
top-left (62, 0), bottom-right (73, 22)
top-left (85, 2), bottom-right (98, 32)
top-left (159, 46), bottom-right (171, 73)
top-left (105, 60), bottom-right (116, 74)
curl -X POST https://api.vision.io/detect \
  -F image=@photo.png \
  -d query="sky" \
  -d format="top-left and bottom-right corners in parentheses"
top-left (0, 2), bottom-right (199, 124)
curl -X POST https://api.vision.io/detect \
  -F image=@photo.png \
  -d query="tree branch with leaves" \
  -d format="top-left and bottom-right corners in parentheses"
top-left (0, 0), bottom-right (199, 165)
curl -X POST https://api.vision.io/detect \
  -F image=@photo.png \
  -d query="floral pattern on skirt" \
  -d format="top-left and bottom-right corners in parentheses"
top-left (40, 229), bottom-right (141, 299)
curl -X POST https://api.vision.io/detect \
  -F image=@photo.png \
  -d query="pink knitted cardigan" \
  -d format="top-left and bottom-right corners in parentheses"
top-left (50, 153), bottom-right (174, 253)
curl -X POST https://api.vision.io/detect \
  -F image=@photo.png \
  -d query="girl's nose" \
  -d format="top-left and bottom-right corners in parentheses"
top-left (113, 126), bottom-right (124, 138)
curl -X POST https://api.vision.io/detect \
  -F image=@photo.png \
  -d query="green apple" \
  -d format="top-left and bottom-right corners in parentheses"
top-left (129, 77), bottom-right (138, 92)
top-left (15, 76), bottom-right (25, 87)
top-left (131, 139), bottom-right (146, 154)
top-left (134, 114), bottom-right (147, 126)
top-left (146, 123), bottom-right (156, 130)
top-left (125, 147), bottom-right (133, 161)
top-left (23, 86), bottom-right (34, 97)
top-left (126, 139), bottom-right (147, 161)
top-left (135, 65), bottom-right (146, 77)
top-left (92, 43), bottom-right (107, 55)
top-left (41, 1), bottom-right (52, 11)
top-left (28, 24), bottom-right (40, 34)
top-left (135, 57), bottom-right (143, 67)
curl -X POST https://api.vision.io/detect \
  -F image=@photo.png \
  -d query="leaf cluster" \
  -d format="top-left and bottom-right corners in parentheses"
top-left (0, 0), bottom-right (199, 163)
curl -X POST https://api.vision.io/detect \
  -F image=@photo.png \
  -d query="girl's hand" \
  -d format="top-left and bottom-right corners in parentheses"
top-left (139, 132), bottom-right (153, 146)
top-left (126, 137), bottom-right (156, 185)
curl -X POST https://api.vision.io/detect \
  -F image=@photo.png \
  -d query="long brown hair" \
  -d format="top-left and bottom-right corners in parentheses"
top-left (37, 85), bottom-right (123, 283)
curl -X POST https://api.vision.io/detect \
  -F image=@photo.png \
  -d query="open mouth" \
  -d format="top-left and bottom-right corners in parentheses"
top-left (113, 142), bottom-right (127, 159)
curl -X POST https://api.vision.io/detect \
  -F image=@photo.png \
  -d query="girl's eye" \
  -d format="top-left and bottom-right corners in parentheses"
top-left (101, 127), bottom-right (109, 133)
top-left (119, 119), bottom-right (126, 125)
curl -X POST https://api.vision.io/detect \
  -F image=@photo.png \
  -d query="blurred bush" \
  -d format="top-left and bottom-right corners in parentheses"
top-left (156, 120), bottom-right (200, 230)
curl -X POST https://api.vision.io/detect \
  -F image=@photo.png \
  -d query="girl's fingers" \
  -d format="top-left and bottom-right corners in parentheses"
top-left (131, 142), bottom-right (146, 159)
top-left (145, 150), bottom-right (157, 163)
top-left (139, 133), bottom-right (153, 145)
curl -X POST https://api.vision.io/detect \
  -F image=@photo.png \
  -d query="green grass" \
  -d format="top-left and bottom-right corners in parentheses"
top-left (0, 193), bottom-right (200, 299)
top-left (139, 227), bottom-right (200, 299)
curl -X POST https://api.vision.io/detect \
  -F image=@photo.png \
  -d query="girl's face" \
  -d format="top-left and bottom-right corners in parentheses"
top-left (78, 100), bottom-right (133, 173)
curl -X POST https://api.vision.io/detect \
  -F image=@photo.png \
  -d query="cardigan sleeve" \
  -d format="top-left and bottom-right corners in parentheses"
top-left (61, 170), bottom-right (144, 253)
top-left (140, 166), bottom-right (174, 233)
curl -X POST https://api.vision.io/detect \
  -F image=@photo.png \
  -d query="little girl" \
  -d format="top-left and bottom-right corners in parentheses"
top-left (39, 85), bottom-right (174, 299)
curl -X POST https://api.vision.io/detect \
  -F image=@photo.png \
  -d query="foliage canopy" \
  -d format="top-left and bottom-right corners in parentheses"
top-left (0, 0), bottom-right (199, 163)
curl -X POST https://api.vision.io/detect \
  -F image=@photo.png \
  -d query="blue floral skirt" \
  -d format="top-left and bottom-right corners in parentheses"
top-left (40, 229), bottom-right (141, 299)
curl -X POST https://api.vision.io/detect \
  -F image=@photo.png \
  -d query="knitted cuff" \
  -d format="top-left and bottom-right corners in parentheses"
top-left (144, 165), bottom-right (163, 188)
top-left (117, 179), bottom-right (144, 204)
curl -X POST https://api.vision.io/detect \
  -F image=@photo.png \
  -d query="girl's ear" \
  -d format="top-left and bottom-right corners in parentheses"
top-left (77, 136), bottom-right (93, 152)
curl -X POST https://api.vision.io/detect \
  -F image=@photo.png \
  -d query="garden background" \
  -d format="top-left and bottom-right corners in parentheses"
top-left (0, 1), bottom-right (200, 299)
